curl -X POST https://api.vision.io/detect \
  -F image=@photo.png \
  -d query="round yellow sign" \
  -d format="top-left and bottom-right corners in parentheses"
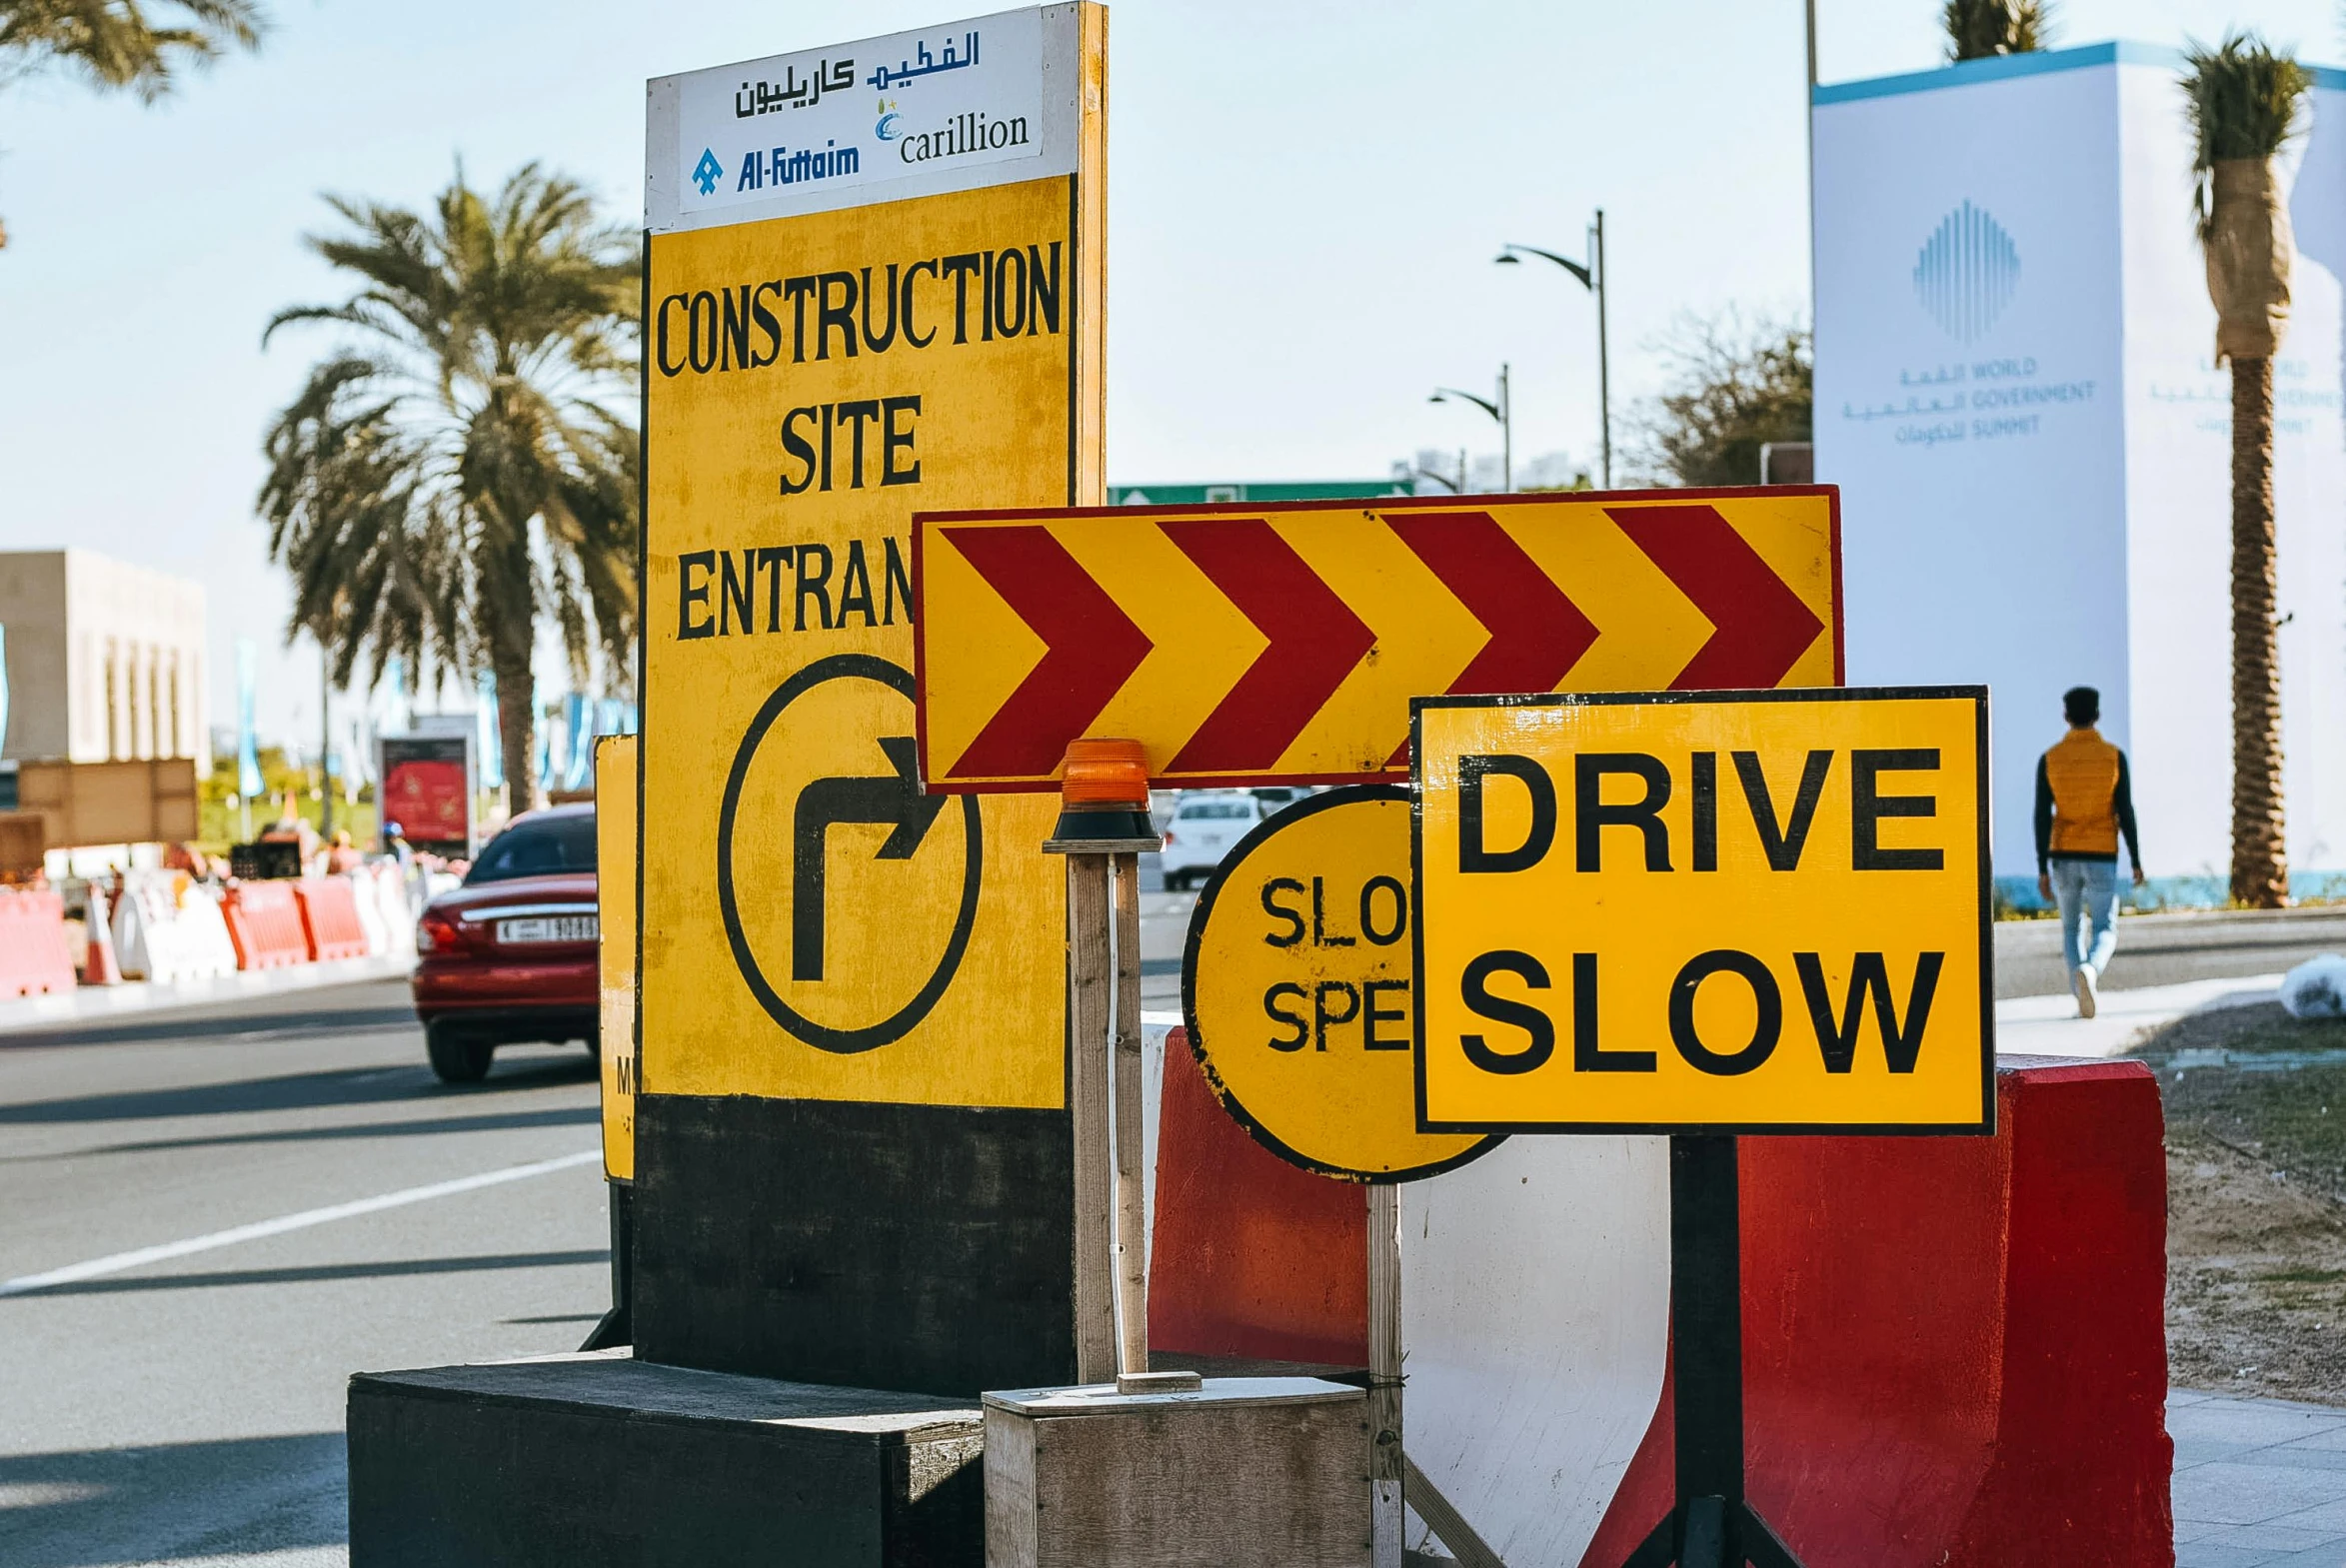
top-left (1182, 785), bottom-right (1499, 1182)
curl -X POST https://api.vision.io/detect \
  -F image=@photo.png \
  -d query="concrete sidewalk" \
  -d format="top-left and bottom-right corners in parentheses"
top-left (1997, 971), bottom-right (2283, 1058)
top-left (2173, 1389), bottom-right (2346, 1565)
top-left (0, 952), bottom-right (415, 1037)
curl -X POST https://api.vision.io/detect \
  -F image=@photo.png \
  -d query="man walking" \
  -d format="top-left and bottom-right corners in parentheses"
top-left (2034, 686), bottom-right (2145, 1018)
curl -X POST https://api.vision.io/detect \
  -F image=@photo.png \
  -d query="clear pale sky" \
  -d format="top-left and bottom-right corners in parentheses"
top-left (0, 0), bottom-right (2337, 746)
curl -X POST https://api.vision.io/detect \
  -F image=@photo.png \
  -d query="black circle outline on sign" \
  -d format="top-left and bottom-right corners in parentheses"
top-left (1181, 784), bottom-right (1501, 1184)
top-left (716, 653), bottom-right (982, 1054)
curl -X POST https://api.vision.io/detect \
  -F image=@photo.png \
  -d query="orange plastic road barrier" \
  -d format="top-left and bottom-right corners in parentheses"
top-left (0, 888), bottom-right (79, 998)
top-left (293, 876), bottom-right (371, 961)
top-left (222, 880), bottom-right (314, 970)
top-left (81, 885), bottom-right (123, 985)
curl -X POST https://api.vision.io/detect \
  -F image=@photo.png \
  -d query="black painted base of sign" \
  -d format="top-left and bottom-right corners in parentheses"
top-left (634, 1093), bottom-right (1076, 1397)
top-left (347, 1352), bottom-right (983, 1567)
top-left (1620, 1136), bottom-right (1808, 1568)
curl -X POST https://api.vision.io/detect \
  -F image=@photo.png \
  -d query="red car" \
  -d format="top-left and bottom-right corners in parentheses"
top-left (412, 803), bottom-right (600, 1083)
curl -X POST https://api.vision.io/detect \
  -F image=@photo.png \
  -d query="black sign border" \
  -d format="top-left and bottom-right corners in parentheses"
top-left (1408, 684), bottom-right (1996, 1138)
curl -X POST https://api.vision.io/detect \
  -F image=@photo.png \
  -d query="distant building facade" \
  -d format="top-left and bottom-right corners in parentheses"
top-left (0, 551), bottom-right (208, 766)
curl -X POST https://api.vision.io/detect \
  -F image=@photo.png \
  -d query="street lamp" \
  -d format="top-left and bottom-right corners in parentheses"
top-left (1429, 365), bottom-right (1510, 493)
top-left (1497, 209), bottom-right (1610, 488)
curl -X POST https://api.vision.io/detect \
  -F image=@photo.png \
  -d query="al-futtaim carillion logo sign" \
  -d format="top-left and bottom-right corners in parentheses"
top-left (1913, 200), bottom-right (2020, 344)
top-left (674, 9), bottom-right (1046, 215)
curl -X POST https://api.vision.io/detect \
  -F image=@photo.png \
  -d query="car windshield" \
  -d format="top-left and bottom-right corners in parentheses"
top-left (1176, 800), bottom-right (1254, 820)
top-left (466, 814), bottom-right (597, 884)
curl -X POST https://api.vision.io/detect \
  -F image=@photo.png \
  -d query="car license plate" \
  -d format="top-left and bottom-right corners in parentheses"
top-left (498, 915), bottom-right (597, 944)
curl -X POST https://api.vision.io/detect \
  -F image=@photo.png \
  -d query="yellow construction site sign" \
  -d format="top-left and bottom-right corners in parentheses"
top-left (597, 734), bottom-right (638, 1180)
top-left (1413, 687), bottom-right (1992, 1134)
top-left (1183, 787), bottom-right (1495, 1182)
top-left (640, 6), bottom-right (1104, 1108)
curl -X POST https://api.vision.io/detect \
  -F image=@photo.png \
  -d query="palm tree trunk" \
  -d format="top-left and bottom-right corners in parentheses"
top-left (2230, 355), bottom-right (2287, 907)
top-left (492, 645), bottom-right (541, 812)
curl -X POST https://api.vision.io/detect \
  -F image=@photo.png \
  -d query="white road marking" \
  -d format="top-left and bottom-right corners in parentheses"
top-left (0, 1148), bottom-right (600, 1298)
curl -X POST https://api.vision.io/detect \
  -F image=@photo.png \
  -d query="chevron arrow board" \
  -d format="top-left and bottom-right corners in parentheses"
top-left (913, 488), bottom-right (1843, 791)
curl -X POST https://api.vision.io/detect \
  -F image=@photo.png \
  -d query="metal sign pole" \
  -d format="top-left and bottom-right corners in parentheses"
top-left (1620, 1135), bottom-right (1804, 1568)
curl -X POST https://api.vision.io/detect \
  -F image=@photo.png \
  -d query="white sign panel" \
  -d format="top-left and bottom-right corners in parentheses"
top-left (671, 8), bottom-right (1046, 221)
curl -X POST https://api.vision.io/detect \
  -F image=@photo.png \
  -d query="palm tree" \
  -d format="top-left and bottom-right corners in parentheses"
top-left (260, 163), bottom-right (639, 808)
top-left (1941, 0), bottom-right (2051, 61)
top-left (0, 0), bottom-right (266, 248)
top-left (2184, 34), bottom-right (2308, 908)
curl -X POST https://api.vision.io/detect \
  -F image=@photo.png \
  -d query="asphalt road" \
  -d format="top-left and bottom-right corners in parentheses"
top-left (0, 979), bottom-right (610, 1568)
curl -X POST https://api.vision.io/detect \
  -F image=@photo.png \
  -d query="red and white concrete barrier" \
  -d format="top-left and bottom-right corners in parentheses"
top-left (1145, 1033), bottom-right (2173, 1566)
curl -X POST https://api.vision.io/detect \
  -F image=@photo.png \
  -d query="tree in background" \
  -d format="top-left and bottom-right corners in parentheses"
top-left (0, 0), bottom-right (266, 247)
top-left (1941, 0), bottom-right (2052, 62)
top-left (2183, 34), bottom-right (2308, 909)
top-left (259, 163), bottom-right (639, 808)
top-left (1627, 311), bottom-right (1810, 490)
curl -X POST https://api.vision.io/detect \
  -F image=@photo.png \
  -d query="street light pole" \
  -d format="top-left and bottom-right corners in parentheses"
top-left (1428, 367), bottom-right (1511, 493)
top-left (1496, 213), bottom-right (1612, 488)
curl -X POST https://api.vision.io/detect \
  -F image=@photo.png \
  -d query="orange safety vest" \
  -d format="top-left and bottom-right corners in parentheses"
top-left (2043, 729), bottom-right (2122, 856)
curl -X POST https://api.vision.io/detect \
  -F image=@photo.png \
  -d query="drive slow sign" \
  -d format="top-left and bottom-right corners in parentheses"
top-left (1411, 687), bottom-right (1993, 1134)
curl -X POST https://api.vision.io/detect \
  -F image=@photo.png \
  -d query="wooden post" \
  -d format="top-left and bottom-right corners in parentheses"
top-left (1069, 851), bottom-right (1117, 1385)
top-left (1367, 1182), bottom-right (1402, 1568)
top-left (1111, 849), bottom-right (1150, 1379)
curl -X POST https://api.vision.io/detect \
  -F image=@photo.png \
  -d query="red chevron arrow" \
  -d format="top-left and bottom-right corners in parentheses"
top-left (1388, 510), bottom-right (1600, 693)
top-left (940, 525), bottom-right (1153, 780)
top-left (1162, 518), bottom-right (1376, 775)
top-left (1606, 504), bottom-right (1825, 689)
top-left (1384, 510), bottom-right (1601, 766)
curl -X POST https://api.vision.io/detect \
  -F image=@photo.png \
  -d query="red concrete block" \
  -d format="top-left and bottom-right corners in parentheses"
top-left (1148, 1027), bottom-right (1367, 1367)
top-left (1580, 1060), bottom-right (2172, 1568)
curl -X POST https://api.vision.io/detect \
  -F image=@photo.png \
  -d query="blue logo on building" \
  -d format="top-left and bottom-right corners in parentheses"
top-left (1913, 201), bottom-right (2020, 343)
top-left (692, 149), bottom-right (724, 196)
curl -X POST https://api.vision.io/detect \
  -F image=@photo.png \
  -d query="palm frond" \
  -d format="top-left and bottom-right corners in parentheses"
top-left (2183, 32), bottom-right (2310, 236)
top-left (1942, 0), bottom-right (2053, 63)
top-left (258, 161), bottom-right (640, 800)
top-left (0, 0), bottom-right (265, 101)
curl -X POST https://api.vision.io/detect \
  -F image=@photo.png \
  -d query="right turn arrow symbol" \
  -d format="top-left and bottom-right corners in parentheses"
top-left (792, 735), bottom-right (948, 982)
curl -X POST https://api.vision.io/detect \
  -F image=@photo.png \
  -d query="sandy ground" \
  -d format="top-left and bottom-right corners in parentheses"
top-left (2147, 1002), bottom-right (2346, 1404)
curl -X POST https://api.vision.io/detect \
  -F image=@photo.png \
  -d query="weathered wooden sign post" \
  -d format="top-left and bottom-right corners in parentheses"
top-left (1412, 687), bottom-right (1994, 1568)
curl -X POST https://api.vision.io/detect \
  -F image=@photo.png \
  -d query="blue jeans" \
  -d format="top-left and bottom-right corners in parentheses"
top-left (2051, 858), bottom-right (2119, 976)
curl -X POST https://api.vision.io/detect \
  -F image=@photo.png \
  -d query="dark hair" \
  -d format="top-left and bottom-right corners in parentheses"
top-left (2063, 686), bottom-right (2100, 727)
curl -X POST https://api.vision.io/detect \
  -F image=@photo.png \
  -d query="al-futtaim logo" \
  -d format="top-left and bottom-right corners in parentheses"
top-left (1913, 200), bottom-right (2020, 343)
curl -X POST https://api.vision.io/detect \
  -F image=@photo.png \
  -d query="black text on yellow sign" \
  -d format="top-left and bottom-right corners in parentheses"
top-left (641, 172), bottom-right (1097, 1109)
top-left (1411, 687), bottom-right (1992, 1135)
top-left (1182, 786), bottom-right (1495, 1183)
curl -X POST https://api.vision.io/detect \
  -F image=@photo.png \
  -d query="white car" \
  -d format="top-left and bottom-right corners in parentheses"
top-left (1157, 792), bottom-right (1266, 890)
